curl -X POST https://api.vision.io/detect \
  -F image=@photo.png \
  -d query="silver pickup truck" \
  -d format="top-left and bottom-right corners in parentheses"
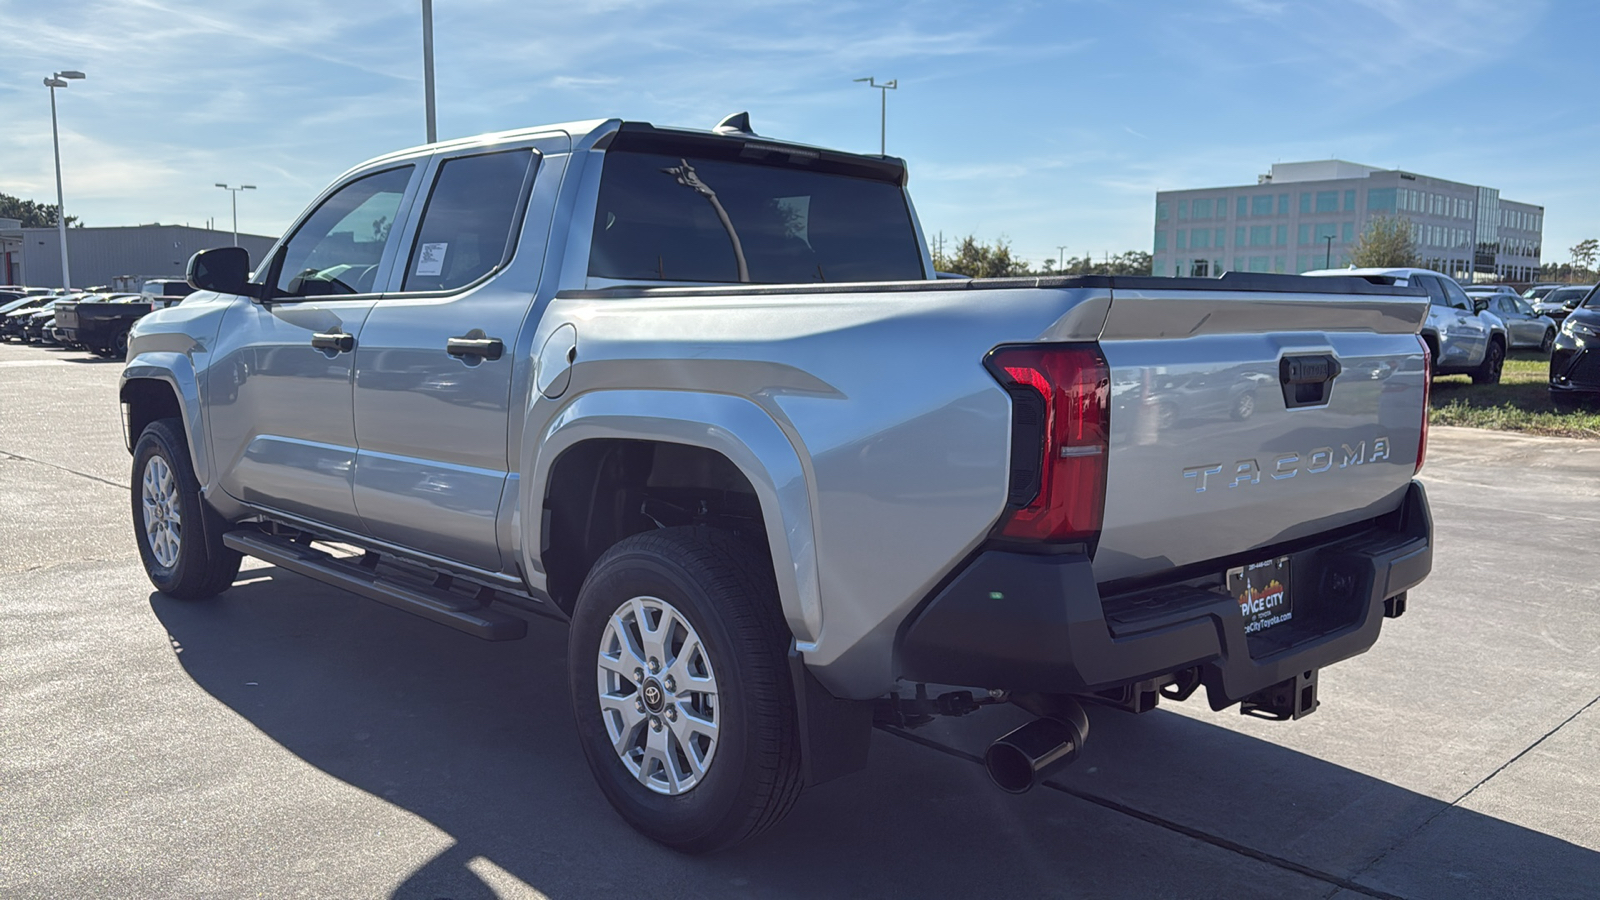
top-left (121, 115), bottom-right (1434, 852)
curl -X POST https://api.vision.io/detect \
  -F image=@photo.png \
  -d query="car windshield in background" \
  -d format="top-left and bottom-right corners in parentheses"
top-left (589, 150), bottom-right (924, 284)
top-left (1549, 288), bottom-right (1589, 306)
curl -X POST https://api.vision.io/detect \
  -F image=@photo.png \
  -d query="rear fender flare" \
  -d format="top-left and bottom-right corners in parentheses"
top-left (523, 390), bottom-right (822, 644)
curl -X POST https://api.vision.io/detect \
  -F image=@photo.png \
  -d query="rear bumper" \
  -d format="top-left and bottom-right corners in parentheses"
top-left (898, 481), bottom-right (1432, 710)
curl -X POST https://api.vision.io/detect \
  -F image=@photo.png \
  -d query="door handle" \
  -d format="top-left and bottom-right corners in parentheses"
top-left (446, 335), bottom-right (504, 361)
top-left (311, 331), bottom-right (354, 353)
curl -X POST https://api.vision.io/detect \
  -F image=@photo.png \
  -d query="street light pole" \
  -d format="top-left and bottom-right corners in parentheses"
top-left (214, 184), bottom-right (256, 246)
top-left (44, 70), bottom-right (85, 290)
top-left (1324, 234), bottom-right (1334, 269)
top-left (1057, 245), bottom-right (1069, 272)
top-left (421, 0), bottom-right (437, 143)
top-left (852, 77), bottom-right (897, 155)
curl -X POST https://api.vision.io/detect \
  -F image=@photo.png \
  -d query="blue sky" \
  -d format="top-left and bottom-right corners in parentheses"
top-left (1, 0), bottom-right (1595, 269)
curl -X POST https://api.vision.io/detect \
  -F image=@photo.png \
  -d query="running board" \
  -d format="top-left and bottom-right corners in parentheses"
top-left (223, 530), bottom-right (530, 641)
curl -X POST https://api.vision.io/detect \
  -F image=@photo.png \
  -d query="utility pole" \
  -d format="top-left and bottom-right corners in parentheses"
top-left (1057, 245), bottom-right (1068, 272)
top-left (1324, 234), bottom-right (1334, 269)
top-left (421, 0), bottom-right (437, 143)
top-left (852, 77), bottom-right (897, 155)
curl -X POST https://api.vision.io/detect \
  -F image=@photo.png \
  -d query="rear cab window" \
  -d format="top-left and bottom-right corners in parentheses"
top-left (588, 130), bottom-right (925, 285)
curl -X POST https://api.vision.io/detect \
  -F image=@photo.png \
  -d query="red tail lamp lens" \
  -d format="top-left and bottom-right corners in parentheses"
top-left (988, 345), bottom-right (1111, 543)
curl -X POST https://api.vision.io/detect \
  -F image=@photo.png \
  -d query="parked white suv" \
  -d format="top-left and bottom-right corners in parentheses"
top-left (1305, 267), bottom-right (1508, 383)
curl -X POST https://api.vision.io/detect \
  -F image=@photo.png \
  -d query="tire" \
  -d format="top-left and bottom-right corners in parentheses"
top-left (568, 526), bottom-right (802, 854)
top-left (112, 327), bottom-right (131, 360)
top-left (1471, 339), bottom-right (1505, 385)
top-left (131, 418), bottom-right (241, 599)
top-left (1540, 329), bottom-right (1555, 354)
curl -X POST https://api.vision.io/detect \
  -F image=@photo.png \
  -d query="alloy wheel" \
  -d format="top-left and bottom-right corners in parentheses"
top-left (140, 454), bottom-right (182, 568)
top-left (596, 595), bottom-right (720, 795)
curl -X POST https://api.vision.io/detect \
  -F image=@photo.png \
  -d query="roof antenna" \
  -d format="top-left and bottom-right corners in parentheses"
top-left (714, 112), bottom-right (755, 136)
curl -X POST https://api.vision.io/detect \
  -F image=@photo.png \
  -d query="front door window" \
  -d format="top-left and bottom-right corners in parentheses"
top-left (274, 166), bottom-right (414, 298)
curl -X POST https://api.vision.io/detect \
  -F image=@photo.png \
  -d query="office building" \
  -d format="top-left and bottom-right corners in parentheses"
top-left (1152, 160), bottom-right (1543, 282)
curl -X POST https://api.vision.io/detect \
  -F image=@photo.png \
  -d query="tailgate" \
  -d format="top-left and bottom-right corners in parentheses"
top-left (54, 303), bottom-right (78, 330)
top-left (1091, 283), bottom-right (1428, 584)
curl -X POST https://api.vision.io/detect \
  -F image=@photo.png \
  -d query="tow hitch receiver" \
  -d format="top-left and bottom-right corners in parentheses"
top-left (1240, 669), bottom-right (1319, 720)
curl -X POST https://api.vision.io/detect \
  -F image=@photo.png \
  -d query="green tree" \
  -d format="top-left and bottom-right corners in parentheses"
top-left (1349, 214), bottom-right (1417, 268)
top-left (933, 235), bottom-right (1031, 278)
top-left (1569, 238), bottom-right (1598, 280)
top-left (0, 192), bottom-right (81, 228)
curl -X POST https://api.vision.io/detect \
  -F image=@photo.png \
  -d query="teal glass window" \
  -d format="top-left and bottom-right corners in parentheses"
top-left (1299, 193), bottom-right (1311, 214)
top-left (1215, 228), bottom-right (1225, 246)
top-left (1251, 195), bottom-right (1273, 217)
top-left (1176, 230), bottom-right (1187, 250)
top-left (1178, 200), bottom-right (1189, 220)
top-left (1192, 198), bottom-right (1212, 219)
top-left (1315, 191), bottom-right (1338, 213)
top-left (1154, 231), bottom-right (1167, 251)
top-left (1277, 194), bottom-right (1289, 216)
top-left (1235, 226), bottom-right (1246, 246)
top-left (1315, 222), bottom-right (1338, 242)
top-left (1342, 222), bottom-right (1355, 242)
top-left (1297, 223), bottom-right (1311, 245)
top-left (1250, 226), bottom-right (1272, 247)
top-left (1249, 256), bottom-right (1269, 272)
top-left (1237, 197), bottom-right (1248, 218)
top-left (1191, 230), bottom-right (1211, 249)
top-left (1343, 190), bottom-right (1356, 211)
top-left (1367, 188), bottom-right (1396, 212)
top-left (1157, 201), bottom-right (1169, 221)
top-left (1275, 225), bottom-right (1288, 246)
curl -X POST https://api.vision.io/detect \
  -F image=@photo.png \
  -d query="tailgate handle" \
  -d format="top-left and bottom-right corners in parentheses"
top-left (1280, 354), bottom-right (1341, 408)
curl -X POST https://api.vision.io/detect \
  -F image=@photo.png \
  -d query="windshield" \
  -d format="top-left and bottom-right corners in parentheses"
top-left (1583, 286), bottom-right (1600, 310)
top-left (589, 150), bottom-right (925, 285)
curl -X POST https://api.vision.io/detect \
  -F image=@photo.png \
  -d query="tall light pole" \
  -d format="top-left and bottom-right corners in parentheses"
top-left (214, 184), bottom-right (256, 246)
top-left (1324, 234), bottom-right (1334, 269)
top-left (44, 70), bottom-right (85, 290)
top-left (421, 0), bottom-right (437, 143)
top-left (853, 77), bottom-right (897, 155)
top-left (1057, 245), bottom-right (1069, 272)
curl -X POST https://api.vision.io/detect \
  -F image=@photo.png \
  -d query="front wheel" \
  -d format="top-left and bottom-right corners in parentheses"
top-left (1540, 329), bottom-right (1555, 354)
top-left (131, 419), bottom-right (241, 599)
top-left (568, 526), bottom-right (802, 854)
top-left (1471, 339), bottom-right (1505, 385)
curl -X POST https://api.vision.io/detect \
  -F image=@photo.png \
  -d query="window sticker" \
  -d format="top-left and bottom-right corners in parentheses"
top-left (415, 242), bottom-right (448, 276)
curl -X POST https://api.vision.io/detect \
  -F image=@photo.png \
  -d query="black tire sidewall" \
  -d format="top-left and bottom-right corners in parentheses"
top-left (568, 533), bottom-right (778, 851)
top-left (131, 419), bottom-right (212, 596)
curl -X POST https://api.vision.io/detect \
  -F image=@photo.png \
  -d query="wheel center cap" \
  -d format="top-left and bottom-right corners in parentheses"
top-left (641, 679), bottom-right (665, 714)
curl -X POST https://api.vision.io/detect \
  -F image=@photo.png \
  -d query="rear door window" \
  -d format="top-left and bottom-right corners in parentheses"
top-left (1413, 275), bottom-right (1448, 306)
top-left (589, 150), bottom-right (924, 284)
top-left (401, 149), bottom-right (537, 293)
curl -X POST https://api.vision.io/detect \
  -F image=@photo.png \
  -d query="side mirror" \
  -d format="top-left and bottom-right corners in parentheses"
top-left (1472, 298), bottom-right (1488, 314)
top-left (187, 247), bottom-right (254, 296)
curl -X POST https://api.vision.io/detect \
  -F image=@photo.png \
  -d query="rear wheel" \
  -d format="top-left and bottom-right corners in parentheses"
top-left (112, 327), bottom-right (131, 360)
top-left (131, 418), bottom-right (241, 599)
top-left (1471, 339), bottom-right (1505, 385)
top-left (1540, 329), bottom-right (1555, 354)
top-left (568, 526), bottom-right (802, 853)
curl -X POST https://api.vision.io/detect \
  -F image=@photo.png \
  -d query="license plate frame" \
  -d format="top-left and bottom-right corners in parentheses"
top-left (1228, 555), bottom-right (1293, 635)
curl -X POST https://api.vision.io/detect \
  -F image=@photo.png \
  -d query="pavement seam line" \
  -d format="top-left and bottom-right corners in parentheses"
top-left (1346, 690), bottom-right (1600, 885)
top-left (876, 724), bottom-right (1408, 900)
top-left (0, 449), bottom-right (130, 491)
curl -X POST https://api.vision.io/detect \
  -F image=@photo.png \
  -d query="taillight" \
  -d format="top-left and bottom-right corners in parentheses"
top-left (1416, 335), bottom-right (1431, 475)
top-left (986, 344), bottom-right (1111, 544)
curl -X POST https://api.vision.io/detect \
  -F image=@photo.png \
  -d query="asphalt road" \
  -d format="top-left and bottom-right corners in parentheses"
top-left (2, 338), bottom-right (1597, 900)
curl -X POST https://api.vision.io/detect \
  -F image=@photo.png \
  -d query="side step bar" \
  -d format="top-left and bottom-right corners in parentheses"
top-left (223, 530), bottom-right (531, 641)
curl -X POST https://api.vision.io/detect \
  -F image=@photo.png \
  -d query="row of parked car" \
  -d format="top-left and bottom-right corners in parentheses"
top-left (0, 280), bottom-right (193, 358)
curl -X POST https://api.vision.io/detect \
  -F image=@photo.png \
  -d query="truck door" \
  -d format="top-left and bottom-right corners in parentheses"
top-left (209, 165), bottom-right (419, 534)
top-left (350, 146), bottom-right (544, 572)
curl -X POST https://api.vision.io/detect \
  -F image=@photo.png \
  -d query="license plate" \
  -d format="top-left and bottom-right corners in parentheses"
top-left (1228, 556), bottom-right (1292, 634)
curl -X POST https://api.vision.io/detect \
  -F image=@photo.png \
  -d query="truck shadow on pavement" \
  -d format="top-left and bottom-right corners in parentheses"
top-left (150, 567), bottom-right (1600, 900)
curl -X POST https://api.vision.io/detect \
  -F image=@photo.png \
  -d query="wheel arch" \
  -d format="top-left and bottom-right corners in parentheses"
top-left (523, 390), bottom-right (821, 645)
top-left (121, 353), bottom-right (210, 486)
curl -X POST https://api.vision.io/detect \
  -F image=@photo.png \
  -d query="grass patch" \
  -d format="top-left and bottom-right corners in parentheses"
top-left (1430, 350), bottom-right (1600, 439)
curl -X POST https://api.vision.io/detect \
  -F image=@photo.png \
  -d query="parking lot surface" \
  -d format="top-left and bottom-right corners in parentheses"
top-left (3, 338), bottom-right (1597, 899)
